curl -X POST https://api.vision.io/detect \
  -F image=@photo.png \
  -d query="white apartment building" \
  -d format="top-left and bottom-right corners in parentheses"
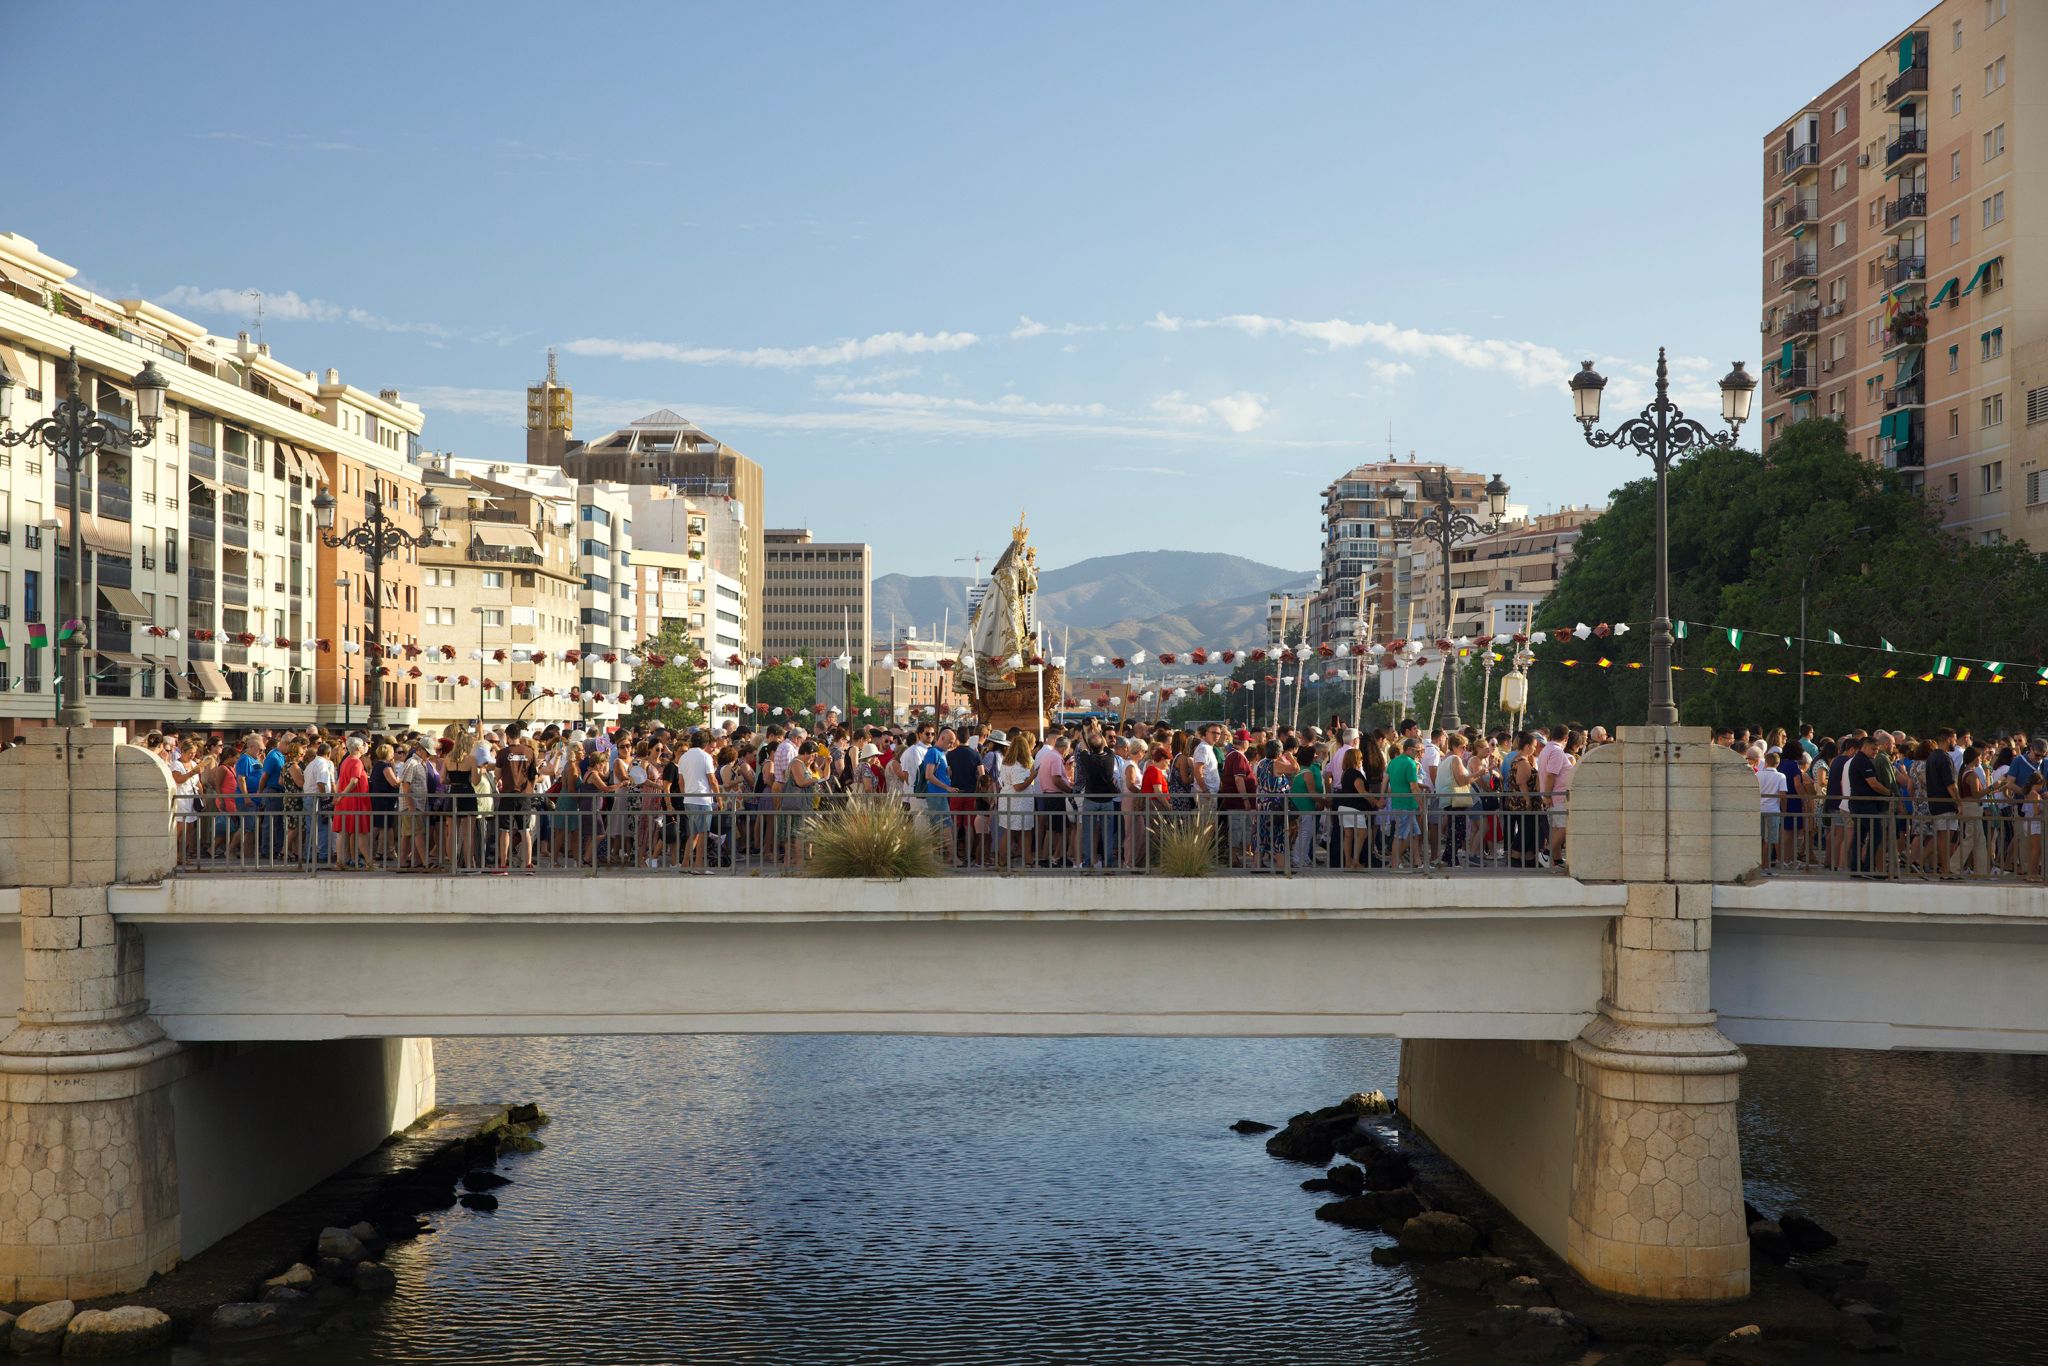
top-left (0, 231), bottom-right (427, 741)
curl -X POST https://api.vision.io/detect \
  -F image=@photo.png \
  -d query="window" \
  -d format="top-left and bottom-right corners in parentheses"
top-left (1868, 198), bottom-right (1881, 227)
top-left (1981, 462), bottom-right (2003, 495)
top-left (1953, 86), bottom-right (1964, 116)
top-left (2028, 386), bottom-right (2048, 424)
top-left (1950, 408), bottom-right (1962, 437)
top-left (1868, 319), bottom-right (1880, 345)
top-left (1949, 473), bottom-right (1961, 498)
top-left (1986, 56), bottom-right (2006, 93)
top-left (1832, 162), bottom-right (1848, 190)
top-left (1949, 345), bottom-right (1961, 372)
top-left (480, 609), bottom-right (504, 627)
top-left (1987, 258), bottom-right (2005, 291)
top-left (1983, 191), bottom-right (2005, 227)
top-left (1951, 214), bottom-right (1962, 245)
top-left (2030, 470), bottom-right (2045, 506)
top-left (1833, 106), bottom-right (1848, 134)
top-left (1982, 393), bottom-right (2005, 427)
top-left (1951, 149), bottom-right (1962, 180)
top-left (1986, 0), bottom-right (2008, 23)
top-left (481, 571), bottom-right (505, 588)
top-left (24, 570), bottom-right (39, 623)
top-left (1954, 19), bottom-right (1964, 47)
top-left (1830, 334), bottom-right (1845, 361)
top-left (1830, 220), bottom-right (1847, 248)
top-left (1982, 328), bottom-right (2003, 360)
top-left (1984, 124), bottom-right (2006, 160)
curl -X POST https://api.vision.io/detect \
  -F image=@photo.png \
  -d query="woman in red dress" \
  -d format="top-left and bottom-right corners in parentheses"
top-left (333, 737), bottom-right (372, 869)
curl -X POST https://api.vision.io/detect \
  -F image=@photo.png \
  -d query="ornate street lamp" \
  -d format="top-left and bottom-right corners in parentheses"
top-left (1570, 350), bottom-right (1754, 726)
top-left (1393, 468), bottom-right (1511, 732)
top-left (0, 348), bottom-right (167, 728)
top-left (313, 484), bottom-right (441, 732)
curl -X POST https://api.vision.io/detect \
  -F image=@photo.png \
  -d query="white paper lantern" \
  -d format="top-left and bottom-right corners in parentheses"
top-left (1050, 655), bottom-right (1067, 669)
top-left (1613, 623), bottom-right (1631, 636)
top-left (787, 655), bottom-right (804, 668)
top-left (834, 653), bottom-right (852, 670)
top-left (1572, 622), bottom-right (1593, 641)
top-left (1131, 650), bottom-right (1147, 665)
top-left (1091, 655), bottom-right (1106, 667)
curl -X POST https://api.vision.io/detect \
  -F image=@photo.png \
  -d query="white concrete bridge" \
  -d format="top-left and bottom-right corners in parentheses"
top-left (0, 727), bottom-right (2042, 1309)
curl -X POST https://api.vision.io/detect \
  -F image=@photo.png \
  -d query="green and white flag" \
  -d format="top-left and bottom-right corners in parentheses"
top-left (1986, 661), bottom-right (2004, 676)
top-left (1726, 628), bottom-right (1743, 649)
top-left (1881, 637), bottom-right (1897, 652)
top-left (1782, 635), bottom-right (1792, 648)
top-left (1826, 629), bottom-right (1843, 645)
top-left (1674, 621), bottom-right (1689, 640)
top-left (1933, 656), bottom-right (1953, 677)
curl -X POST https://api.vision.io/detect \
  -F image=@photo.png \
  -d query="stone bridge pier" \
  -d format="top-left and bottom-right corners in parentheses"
top-left (1399, 725), bottom-right (1758, 1302)
top-left (0, 731), bottom-right (433, 1301)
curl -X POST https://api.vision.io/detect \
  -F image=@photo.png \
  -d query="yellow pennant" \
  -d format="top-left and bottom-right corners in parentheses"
top-left (1918, 672), bottom-right (1934, 682)
top-left (1846, 673), bottom-right (1861, 683)
top-left (1882, 669), bottom-right (1900, 679)
top-left (1596, 657), bottom-right (1612, 668)
top-left (1627, 661), bottom-right (1643, 670)
top-left (1738, 662), bottom-right (1754, 673)
top-left (1955, 665), bottom-right (1972, 682)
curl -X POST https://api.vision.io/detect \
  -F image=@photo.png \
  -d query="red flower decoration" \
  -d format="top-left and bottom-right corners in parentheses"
top-left (647, 653), bottom-right (667, 668)
top-left (1511, 632), bottom-right (1530, 644)
top-left (1436, 638), bottom-right (1453, 651)
top-left (402, 643), bottom-right (422, 659)
top-left (530, 650), bottom-right (548, 664)
top-left (273, 635), bottom-right (292, 650)
top-left (432, 674), bottom-right (447, 684)
top-left (726, 653), bottom-right (745, 668)
top-left (457, 675), bottom-right (471, 687)
top-left (440, 645), bottom-right (457, 660)
top-left (1028, 654), bottom-right (1044, 668)
top-left (1158, 652), bottom-right (1177, 665)
top-left (1594, 623), bottom-right (1612, 639)
top-left (1220, 649), bottom-right (1237, 664)
top-left (406, 666), bottom-right (422, 679)
top-left (1195, 684), bottom-right (1209, 696)
top-left (564, 649), bottom-right (581, 664)
top-left (1263, 673), bottom-right (1277, 684)
top-left (817, 658), bottom-right (831, 670)
top-left (1063, 696), bottom-right (1079, 707)
top-left (812, 702), bottom-right (828, 714)
top-left (318, 638), bottom-right (332, 652)
top-left (1279, 648), bottom-right (1297, 663)
top-left (1318, 644), bottom-right (1334, 658)
top-left (1227, 680), bottom-right (1243, 692)
top-left (692, 656), bottom-right (708, 669)
top-left (1475, 634), bottom-right (1495, 648)
top-left (235, 631), bottom-right (258, 647)
top-left (755, 702), bottom-right (770, 713)
top-left (938, 658), bottom-right (957, 670)
top-left (1111, 657), bottom-right (1127, 670)
top-left (766, 656), bottom-right (782, 669)
top-left (602, 652), bottom-right (618, 665)
top-left (492, 649), bottom-right (508, 664)
top-left (1552, 629), bottom-right (1573, 645)
top-left (1190, 649), bottom-right (1209, 665)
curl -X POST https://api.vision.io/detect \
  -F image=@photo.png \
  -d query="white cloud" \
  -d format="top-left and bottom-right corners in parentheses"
top-left (1152, 389), bottom-right (1268, 431)
top-left (1364, 359), bottom-right (1415, 384)
top-left (157, 285), bottom-right (451, 339)
top-left (1146, 312), bottom-right (1185, 332)
top-left (833, 390), bottom-right (1110, 419)
top-left (1011, 315), bottom-right (1106, 339)
top-left (562, 329), bottom-right (978, 369)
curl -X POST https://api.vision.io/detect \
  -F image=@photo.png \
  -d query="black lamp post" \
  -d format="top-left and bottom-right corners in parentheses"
top-left (0, 347), bottom-right (168, 728)
top-left (313, 484), bottom-right (441, 733)
top-left (1570, 350), bottom-right (1756, 726)
top-left (333, 575), bottom-right (355, 727)
top-left (1383, 469), bottom-right (1510, 733)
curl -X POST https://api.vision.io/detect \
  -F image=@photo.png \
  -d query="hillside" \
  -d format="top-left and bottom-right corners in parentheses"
top-left (872, 551), bottom-right (1311, 648)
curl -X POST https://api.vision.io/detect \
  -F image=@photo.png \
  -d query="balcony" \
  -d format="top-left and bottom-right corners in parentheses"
top-left (1775, 307), bottom-right (1819, 339)
top-left (1885, 127), bottom-right (1928, 168)
top-left (1885, 62), bottom-right (1928, 110)
top-left (1881, 311), bottom-right (1928, 353)
top-left (1771, 365), bottom-right (1813, 395)
top-left (1882, 255), bottom-right (1926, 290)
top-left (1882, 439), bottom-right (1924, 469)
top-left (189, 506), bottom-right (216, 542)
top-left (1781, 254), bottom-right (1819, 288)
top-left (1883, 191), bottom-right (1926, 230)
top-left (222, 572), bottom-right (249, 607)
top-left (1778, 196), bottom-right (1819, 234)
top-left (188, 570), bottom-right (217, 605)
top-left (1884, 375), bottom-right (1925, 409)
top-left (1782, 142), bottom-right (1821, 179)
top-left (221, 454), bottom-right (250, 488)
top-left (468, 545), bottom-right (544, 567)
top-left (220, 511), bottom-right (249, 549)
top-left (96, 482), bottom-right (132, 524)
top-left (188, 443), bottom-right (216, 479)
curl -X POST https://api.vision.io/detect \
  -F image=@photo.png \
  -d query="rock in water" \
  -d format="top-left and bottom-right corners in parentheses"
top-left (1778, 1209), bottom-right (1838, 1255)
top-left (507, 1102), bottom-right (544, 1125)
top-left (1324, 1163), bottom-right (1366, 1196)
top-left (1705, 1324), bottom-right (1771, 1366)
top-left (1263, 1110), bottom-right (1358, 1165)
top-left (459, 1191), bottom-right (500, 1212)
top-left (264, 1262), bottom-right (316, 1291)
top-left (1415, 1256), bottom-right (1517, 1293)
top-left (1361, 1152), bottom-right (1414, 1191)
top-left (316, 1226), bottom-right (367, 1263)
top-left (462, 1169), bottom-right (513, 1191)
top-left (64, 1306), bottom-right (172, 1357)
top-left (206, 1303), bottom-right (281, 1337)
top-left (1299, 1177), bottom-right (1335, 1193)
top-left (10, 1301), bottom-right (75, 1354)
top-left (1229, 1119), bottom-right (1276, 1134)
top-left (1747, 1219), bottom-right (1790, 1263)
top-left (260, 1286), bottom-right (311, 1307)
top-left (1345, 1089), bottom-right (1393, 1116)
top-left (1313, 1188), bottom-right (1424, 1229)
top-left (1368, 1245), bottom-right (1405, 1267)
top-left (1492, 1275), bottom-right (1555, 1308)
top-left (354, 1261), bottom-right (398, 1296)
top-left (1466, 1305), bottom-right (1590, 1364)
top-left (1399, 1210), bottom-right (1480, 1258)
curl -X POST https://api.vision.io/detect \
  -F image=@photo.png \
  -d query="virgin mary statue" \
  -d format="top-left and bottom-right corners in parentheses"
top-left (956, 517), bottom-right (1038, 693)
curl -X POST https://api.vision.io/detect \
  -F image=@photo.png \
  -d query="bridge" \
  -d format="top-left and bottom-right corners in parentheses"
top-left (0, 728), bottom-right (2043, 1308)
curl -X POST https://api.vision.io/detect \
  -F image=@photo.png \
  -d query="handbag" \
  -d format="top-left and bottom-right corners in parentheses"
top-left (474, 765), bottom-right (498, 819)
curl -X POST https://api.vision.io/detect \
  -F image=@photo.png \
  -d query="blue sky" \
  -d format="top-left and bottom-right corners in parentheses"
top-left (16, 1), bottom-right (1930, 579)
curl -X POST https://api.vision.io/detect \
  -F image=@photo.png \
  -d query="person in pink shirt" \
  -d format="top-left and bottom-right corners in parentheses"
top-left (1537, 725), bottom-right (1577, 865)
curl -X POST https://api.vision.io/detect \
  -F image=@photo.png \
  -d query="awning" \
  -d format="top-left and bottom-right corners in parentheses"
top-left (381, 580), bottom-right (400, 608)
top-left (1779, 341), bottom-right (1795, 371)
top-left (1962, 257), bottom-right (1999, 295)
top-left (1929, 277), bottom-right (1959, 307)
top-left (281, 441), bottom-right (330, 486)
top-left (1899, 32), bottom-right (1916, 72)
top-left (56, 513), bottom-right (131, 558)
top-left (94, 651), bottom-right (149, 671)
top-left (97, 585), bottom-right (150, 621)
top-left (187, 469), bottom-right (227, 493)
top-left (191, 661), bottom-right (232, 700)
top-left (1897, 349), bottom-right (1920, 382)
top-left (470, 525), bottom-right (539, 552)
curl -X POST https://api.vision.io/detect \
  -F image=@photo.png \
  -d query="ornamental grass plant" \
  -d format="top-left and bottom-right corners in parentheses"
top-left (802, 797), bottom-right (946, 879)
top-left (1151, 815), bottom-right (1218, 878)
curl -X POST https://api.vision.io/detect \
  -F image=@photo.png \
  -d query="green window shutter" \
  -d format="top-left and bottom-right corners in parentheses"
top-left (1929, 277), bottom-right (1958, 306)
top-left (1780, 341), bottom-right (1796, 370)
top-left (1900, 33), bottom-right (1916, 72)
top-left (1962, 259), bottom-right (1996, 295)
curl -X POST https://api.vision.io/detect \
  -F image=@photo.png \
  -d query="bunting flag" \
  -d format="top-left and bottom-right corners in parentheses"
top-left (1675, 621), bottom-right (1689, 640)
top-left (1827, 630), bottom-right (1844, 645)
top-left (1726, 628), bottom-right (1743, 649)
top-left (1986, 661), bottom-right (2004, 676)
top-left (0, 628), bottom-right (6, 651)
top-left (1882, 638), bottom-right (1897, 652)
top-left (57, 619), bottom-right (83, 643)
top-left (1934, 656), bottom-right (1953, 677)
top-left (26, 624), bottom-right (48, 650)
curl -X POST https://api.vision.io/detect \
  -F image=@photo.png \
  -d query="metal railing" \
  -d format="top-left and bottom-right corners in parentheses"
top-left (1884, 191), bottom-right (1926, 229)
top-left (1784, 253), bottom-right (1819, 281)
top-left (1885, 128), bottom-right (1928, 167)
top-left (171, 790), bottom-right (1574, 878)
top-left (1756, 793), bottom-right (2045, 883)
top-left (1882, 255), bottom-right (1926, 290)
top-left (1884, 63), bottom-right (1928, 107)
top-left (1782, 142), bottom-right (1821, 177)
top-left (1775, 308), bottom-right (1818, 338)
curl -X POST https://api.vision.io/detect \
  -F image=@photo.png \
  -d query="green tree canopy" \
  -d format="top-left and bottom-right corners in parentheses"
top-left (616, 621), bottom-right (716, 731)
top-left (1532, 418), bottom-right (2048, 737)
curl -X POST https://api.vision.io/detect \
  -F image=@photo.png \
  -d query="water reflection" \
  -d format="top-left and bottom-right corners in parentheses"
top-left (181, 1037), bottom-right (2047, 1365)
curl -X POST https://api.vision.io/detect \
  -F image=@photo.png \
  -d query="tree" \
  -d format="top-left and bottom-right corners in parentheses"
top-left (1532, 418), bottom-right (2048, 736)
top-left (616, 622), bottom-right (715, 731)
top-left (748, 662), bottom-right (816, 721)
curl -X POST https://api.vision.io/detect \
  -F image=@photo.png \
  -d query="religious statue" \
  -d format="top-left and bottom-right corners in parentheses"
top-left (957, 516), bottom-right (1039, 693)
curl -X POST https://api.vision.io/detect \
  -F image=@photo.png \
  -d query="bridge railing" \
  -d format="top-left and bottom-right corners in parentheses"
top-left (1753, 793), bottom-right (2046, 882)
top-left (167, 790), bottom-right (1572, 878)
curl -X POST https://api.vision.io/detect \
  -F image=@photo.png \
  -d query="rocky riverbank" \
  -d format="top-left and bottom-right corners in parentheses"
top-left (1243, 1094), bottom-right (1903, 1364)
top-left (0, 1102), bottom-right (549, 1356)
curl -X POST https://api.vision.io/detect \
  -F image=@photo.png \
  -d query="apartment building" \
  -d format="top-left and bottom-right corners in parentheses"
top-left (1761, 0), bottom-right (2044, 545)
top-left (870, 630), bottom-right (954, 721)
top-left (627, 482), bottom-right (751, 683)
top-left (432, 458), bottom-right (637, 720)
top-left (628, 545), bottom-right (746, 711)
top-left (0, 232), bottom-right (425, 741)
top-left (1400, 506), bottom-right (1603, 643)
top-left (415, 472), bottom-right (583, 731)
top-left (525, 389), bottom-right (765, 652)
top-left (762, 528), bottom-right (871, 661)
top-left (1306, 456), bottom-right (1492, 646)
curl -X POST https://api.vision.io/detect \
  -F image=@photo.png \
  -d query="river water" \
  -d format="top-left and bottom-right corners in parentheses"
top-left (200, 1037), bottom-right (2045, 1365)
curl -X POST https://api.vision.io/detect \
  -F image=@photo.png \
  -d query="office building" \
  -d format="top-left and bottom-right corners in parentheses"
top-left (1307, 456), bottom-right (1492, 646)
top-left (1761, 0), bottom-right (2042, 543)
top-left (761, 529), bottom-right (871, 674)
top-left (1400, 506), bottom-right (1603, 644)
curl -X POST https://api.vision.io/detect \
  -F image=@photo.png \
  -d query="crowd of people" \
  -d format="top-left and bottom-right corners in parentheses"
top-left (1741, 723), bottom-right (2045, 878)
top-left (129, 710), bottom-right (2042, 881)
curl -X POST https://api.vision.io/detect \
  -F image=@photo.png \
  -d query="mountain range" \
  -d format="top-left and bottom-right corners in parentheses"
top-left (872, 551), bottom-right (1316, 662)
